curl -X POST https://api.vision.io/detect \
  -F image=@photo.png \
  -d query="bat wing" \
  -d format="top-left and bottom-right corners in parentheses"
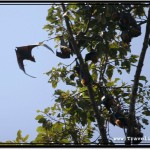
top-left (56, 51), bottom-right (70, 59)
top-left (85, 51), bottom-right (97, 62)
top-left (16, 49), bottom-right (25, 72)
top-left (15, 48), bottom-right (36, 78)
top-left (16, 45), bottom-right (38, 61)
top-left (42, 44), bottom-right (54, 53)
top-left (85, 53), bottom-right (92, 62)
top-left (16, 45), bottom-right (38, 53)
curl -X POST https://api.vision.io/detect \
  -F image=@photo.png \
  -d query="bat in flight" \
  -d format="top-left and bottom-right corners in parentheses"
top-left (15, 43), bottom-right (54, 78)
top-left (15, 45), bottom-right (38, 78)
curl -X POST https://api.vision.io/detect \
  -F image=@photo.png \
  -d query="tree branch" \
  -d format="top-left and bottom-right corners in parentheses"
top-left (61, 3), bottom-right (108, 144)
top-left (126, 8), bottom-right (150, 145)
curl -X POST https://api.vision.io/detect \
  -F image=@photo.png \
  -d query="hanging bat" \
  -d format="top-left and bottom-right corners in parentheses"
top-left (15, 45), bottom-right (38, 78)
top-left (119, 13), bottom-right (137, 31)
top-left (85, 51), bottom-right (98, 63)
top-left (114, 112), bottom-right (128, 128)
top-left (56, 51), bottom-right (70, 59)
top-left (121, 31), bottom-right (132, 43)
top-left (101, 95), bottom-right (114, 114)
top-left (129, 25), bottom-right (141, 38)
top-left (56, 37), bottom-right (72, 59)
top-left (132, 128), bottom-right (143, 144)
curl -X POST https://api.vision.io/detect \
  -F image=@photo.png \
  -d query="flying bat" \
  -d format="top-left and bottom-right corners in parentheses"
top-left (15, 42), bottom-right (54, 78)
top-left (15, 45), bottom-right (38, 78)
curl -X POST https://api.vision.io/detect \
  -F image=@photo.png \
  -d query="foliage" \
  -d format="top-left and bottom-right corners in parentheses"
top-left (0, 130), bottom-right (29, 145)
top-left (33, 106), bottom-right (93, 144)
top-left (32, 3), bottom-right (150, 145)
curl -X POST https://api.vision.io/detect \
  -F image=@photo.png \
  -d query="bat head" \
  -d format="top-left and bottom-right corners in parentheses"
top-left (115, 119), bottom-right (124, 128)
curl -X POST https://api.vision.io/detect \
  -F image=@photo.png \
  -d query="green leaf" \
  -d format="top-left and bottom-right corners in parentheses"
top-left (80, 112), bottom-right (87, 126)
top-left (138, 82), bottom-right (143, 87)
top-left (142, 110), bottom-right (150, 116)
top-left (60, 139), bottom-right (69, 143)
top-left (35, 115), bottom-right (44, 120)
top-left (17, 130), bottom-right (22, 139)
top-left (130, 55), bottom-right (139, 63)
top-left (22, 134), bottom-right (29, 142)
top-left (65, 77), bottom-right (76, 86)
top-left (109, 48), bottom-right (118, 58)
top-left (114, 78), bottom-right (120, 83)
top-left (52, 80), bottom-right (58, 88)
top-left (121, 60), bottom-right (131, 73)
top-left (36, 126), bottom-right (45, 133)
top-left (36, 109), bottom-right (41, 113)
top-left (38, 118), bottom-right (47, 124)
top-left (139, 76), bottom-right (147, 83)
top-left (44, 107), bottom-right (50, 114)
top-left (106, 64), bottom-right (114, 79)
top-left (91, 68), bottom-right (98, 82)
top-left (53, 123), bottom-right (63, 132)
top-left (106, 81), bottom-right (115, 87)
top-left (43, 24), bottom-right (53, 30)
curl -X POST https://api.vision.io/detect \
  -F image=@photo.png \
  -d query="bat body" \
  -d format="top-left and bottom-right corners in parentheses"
top-left (85, 51), bottom-right (98, 63)
top-left (114, 112), bottom-right (128, 128)
top-left (101, 95), bottom-right (114, 113)
top-left (15, 45), bottom-right (38, 78)
top-left (56, 37), bottom-right (72, 59)
top-left (56, 51), bottom-right (70, 59)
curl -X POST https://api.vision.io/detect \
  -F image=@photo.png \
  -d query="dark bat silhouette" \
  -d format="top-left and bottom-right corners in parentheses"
top-left (15, 42), bottom-right (54, 78)
top-left (15, 45), bottom-right (38, 78)
top-left (85, 51), bottom-right (98, 63)
top-left (56, 51), bottom-right (70, 59)
top-left (56, 37), bottom-right (72, 59)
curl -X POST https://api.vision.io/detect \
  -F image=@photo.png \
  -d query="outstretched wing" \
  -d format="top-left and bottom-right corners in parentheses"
top-left (15, 43), bottom-right (54, 78)
top-left (16, 45), bottom-right (38, 61)
top-left (15, 49), bottom-right (25, 72)
top-left (42, 44), bottom-right (54, 53)
top-left (15, 45), bottom-right (38, 78)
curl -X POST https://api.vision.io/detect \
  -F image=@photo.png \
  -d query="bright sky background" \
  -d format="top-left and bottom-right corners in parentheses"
top-left (0, 5), bottom-right (57, 142)
top-left (0, 4), bottom-right (149, 144)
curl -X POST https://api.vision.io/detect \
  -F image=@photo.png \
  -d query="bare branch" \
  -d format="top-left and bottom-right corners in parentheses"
top-left (126, 8), bottom-right (150, 145)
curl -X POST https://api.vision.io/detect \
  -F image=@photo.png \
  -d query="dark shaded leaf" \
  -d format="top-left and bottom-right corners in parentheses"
top-left (106, 65), bottom-right (114, 79)
top-left (142, 118), bottom-right (149, 125)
